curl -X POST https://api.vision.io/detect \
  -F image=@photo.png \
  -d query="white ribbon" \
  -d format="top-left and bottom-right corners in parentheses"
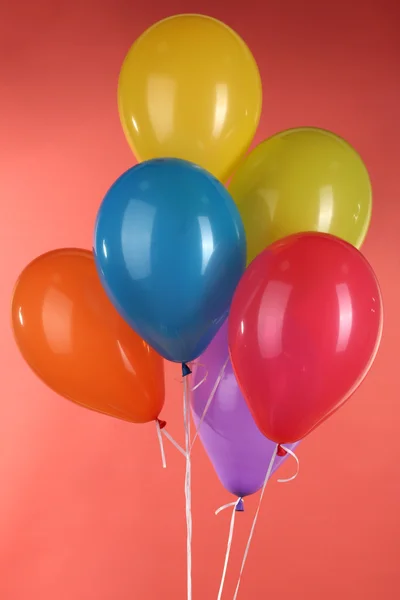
top-left (190, 362), bottom-right (208, 392)
top-left (232, 445), bottom-right (278, 600)
top-left (161, 428), bottom-right (186, 458)
top-left (231, 444), bottom-right (300, 598)
top-left (277, 445), bottom-right (300, 483)
top-left (190, 357), bottom-right (229, 453)
top-left (154, 357), bottom-right (241, 600)
top-left (183, 374), bottom-right (192, 600)
top-left (155, 420), bottom-right (167, 469)
top-left (215, 497), bottom-right (243, 600)
top-left (164, 360), bottom-right (210, 461)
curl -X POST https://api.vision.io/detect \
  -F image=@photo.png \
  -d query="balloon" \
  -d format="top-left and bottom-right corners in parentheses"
top-left (94, 158), bottom-right (246, 364)
top-left (118, 14), bottom-right (262, 182)
top-left (192, 322), bottom-right (298, 498)
top-left (11, 249), bottom-right (165, 424)
top-left (228, 233), bottom-right (383, 444)
top-left (229, 127), bottom-right (372, 264)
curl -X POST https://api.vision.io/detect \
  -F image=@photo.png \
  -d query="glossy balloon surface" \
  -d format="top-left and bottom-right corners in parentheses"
top-left (229, 127), bottom-right (372, 263)
top-left (94, 158), bottom-right (246, 363)
top-left (192, 322), bottom-right (298, 498)
top-left (11, 249), bottom-right (165, 423)
top-left (118, 14), bottom-right (262, 181)
top-left (229, 233), bottom-right (383, 443)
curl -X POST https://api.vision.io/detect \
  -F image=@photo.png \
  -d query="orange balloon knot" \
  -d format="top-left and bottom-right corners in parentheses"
top-left (157, 419), bottom-right (167, 430)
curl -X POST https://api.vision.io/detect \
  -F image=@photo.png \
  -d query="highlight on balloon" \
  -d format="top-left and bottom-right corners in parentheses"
top-left (11, 13), bottom-right (382, 600)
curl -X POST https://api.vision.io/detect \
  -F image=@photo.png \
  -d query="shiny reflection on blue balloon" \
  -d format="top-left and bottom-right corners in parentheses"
top-left (94, 158), bottom-right (246, 362)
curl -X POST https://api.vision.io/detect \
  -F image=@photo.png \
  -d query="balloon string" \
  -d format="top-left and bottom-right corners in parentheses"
top-left (232, 445), bottom-right (278, 600)
top-left (173, 361), bottom-right (208, 388)
top-left (190, 362), bottom-right (208, 391)
top-left (155, 420), bottom-right (167, 469)
top-left (183, 374), bottom-right (192, 600)
top-left (190, 357), bottom-right (229, 453)
top-left (277, 445), bottom-right (300, 483)
top-left (215, 497), bottom-right (243, 600)
top-left (161, 428), bottom-right (186, 457)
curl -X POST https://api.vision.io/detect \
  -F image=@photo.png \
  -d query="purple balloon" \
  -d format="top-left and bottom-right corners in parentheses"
top-left (191, 321), bottom-right (298, 500)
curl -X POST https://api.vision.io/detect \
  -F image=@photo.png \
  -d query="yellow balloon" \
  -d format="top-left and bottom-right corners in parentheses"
top-left (118, 14), bottom-right (262, 181)
top-left (229, 127), bottom-right (372, 264)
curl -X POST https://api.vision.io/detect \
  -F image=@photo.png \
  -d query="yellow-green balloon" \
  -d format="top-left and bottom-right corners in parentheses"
top-left (229, 127), bottom-right (372, 264)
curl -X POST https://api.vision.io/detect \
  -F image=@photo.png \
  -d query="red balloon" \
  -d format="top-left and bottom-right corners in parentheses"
top-left (228, 233), bottom-right (383, 444)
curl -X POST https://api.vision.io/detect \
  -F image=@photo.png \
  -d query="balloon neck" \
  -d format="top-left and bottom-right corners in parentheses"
top-left (235, 498), bottom-right (244, 512)
top-left (156, 419), bottom-right (166, 430)
top-left (277, 444), bottom-right (287, 457)
top-left (182, 362), bottom-right (192, 377)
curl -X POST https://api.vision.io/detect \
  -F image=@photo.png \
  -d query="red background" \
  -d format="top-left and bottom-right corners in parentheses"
top-left (1, 1), bottom-right (399, 598)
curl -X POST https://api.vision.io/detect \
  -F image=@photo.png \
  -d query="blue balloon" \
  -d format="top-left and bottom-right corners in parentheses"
top-left (94, 158), bottom-right (246, 363)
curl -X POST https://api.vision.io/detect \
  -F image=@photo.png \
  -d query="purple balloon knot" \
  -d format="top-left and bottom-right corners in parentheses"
top-left (182, 362), bottom-right (192, 377)
top-left (235, 498), bottom-right (244, 512)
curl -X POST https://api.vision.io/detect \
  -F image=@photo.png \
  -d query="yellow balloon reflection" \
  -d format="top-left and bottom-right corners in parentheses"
top-left (229, 127), bottom-right (372, 264)
top-left (118, 14), bottom-right (262, 181)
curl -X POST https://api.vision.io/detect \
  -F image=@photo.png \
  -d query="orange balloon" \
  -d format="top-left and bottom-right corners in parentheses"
top-left (11, 248), bottom-right (165, 424)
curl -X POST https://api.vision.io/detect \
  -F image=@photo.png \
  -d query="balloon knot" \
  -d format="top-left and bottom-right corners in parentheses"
top-left (182, 362), bottom-right (192, 377)
top-left (235, 498), bottom-right (244, 512)
top-left (277, 444), bottom-right (287, 457)
top-left (157, 419), bottom-right (167, 430)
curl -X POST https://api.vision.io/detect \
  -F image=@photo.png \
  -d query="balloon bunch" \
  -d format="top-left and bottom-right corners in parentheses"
top-left (11, 14), bottom-right (383, 600)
